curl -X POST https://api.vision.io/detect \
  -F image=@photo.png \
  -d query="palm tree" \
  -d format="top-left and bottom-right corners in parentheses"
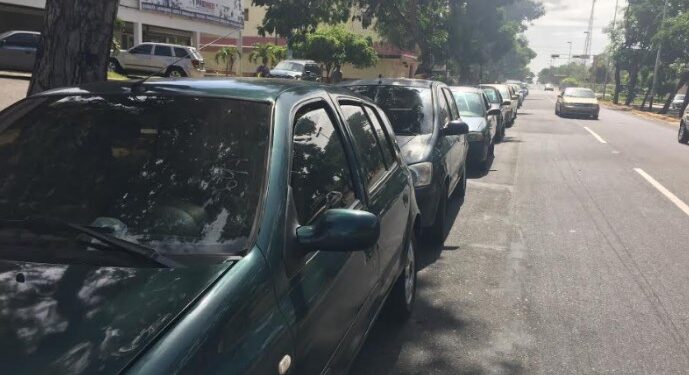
top-left (249, 43), bottom-right (286, 67)
top-left (214, 46), bottom-right (240, 76)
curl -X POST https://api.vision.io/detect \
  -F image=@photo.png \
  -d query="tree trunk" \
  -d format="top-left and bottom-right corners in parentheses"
top-left (625, 65), bottom-right (639, 106)
top-left (28, 0), bottom-right (119, 95)
top-left (640, 86), bottom-right (651, 111)
top-left (613, 62), bottom-right (621, 104)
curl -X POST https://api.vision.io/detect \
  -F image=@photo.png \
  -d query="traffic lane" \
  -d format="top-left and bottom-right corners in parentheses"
top-left (351, 100), bottom-right (532, 374)
top-left (514, 95), bottom-right (689, 373)
top-left (0, 77), bottom-right (28, 110)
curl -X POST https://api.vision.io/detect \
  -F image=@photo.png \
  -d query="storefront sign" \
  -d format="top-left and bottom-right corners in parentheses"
top-left (141, 0), bottom-right (243, 28)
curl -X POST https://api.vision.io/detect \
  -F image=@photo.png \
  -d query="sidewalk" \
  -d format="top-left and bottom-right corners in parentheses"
top-left (600, 100), bottom-right (680, 126)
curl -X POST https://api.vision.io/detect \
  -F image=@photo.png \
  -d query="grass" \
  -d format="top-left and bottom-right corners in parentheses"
top-left (107, 71), bottom-right (128, 81)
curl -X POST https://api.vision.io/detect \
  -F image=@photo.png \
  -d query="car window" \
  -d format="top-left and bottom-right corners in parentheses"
top-left (275, 61), bottom-right (305, 72)
top-left (291, 106), bottom-right (356, 224)
top-left (340, 104), bottom-right (388, 190)
top-left (174, 47), bottom-right (190, 58)
top-left (154, 45), bottom-right (173, 57)
top-left (452, 91), bottom-right (486, 118)
top-left (437, 89), bottom-right (451, 125)
top-left (482, 88), bottom-right (501, 104)
top-left (442, 88), bottom-right (460, 120)
top-left (347, 85), bottom-right (434, 135)
top-left (364, 106), bottom-right (395, 167)
top-left (130, 44), bottom-right (152, 54)
top-left (563, 88), bottom-right (595, 98)
top-left (4, 33), bottom-right (38, 48)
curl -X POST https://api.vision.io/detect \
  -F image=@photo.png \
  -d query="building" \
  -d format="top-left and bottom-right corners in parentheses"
top-left (0, 0), bottom-right (243, 50)
top-left (201, 5), bottom-right (418, 80)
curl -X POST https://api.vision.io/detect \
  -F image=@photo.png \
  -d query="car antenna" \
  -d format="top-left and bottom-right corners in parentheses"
top-left (130, 29), bottom-right (241, 93)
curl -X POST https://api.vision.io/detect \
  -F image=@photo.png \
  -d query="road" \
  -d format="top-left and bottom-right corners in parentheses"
top-left (352, 89), bottom-right (689, 374)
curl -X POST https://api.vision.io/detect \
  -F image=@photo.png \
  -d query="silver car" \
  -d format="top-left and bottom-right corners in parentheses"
top-left (0, 31), bottom-right (40, 72)
top-left (109, 42), bottom-right (205, 78)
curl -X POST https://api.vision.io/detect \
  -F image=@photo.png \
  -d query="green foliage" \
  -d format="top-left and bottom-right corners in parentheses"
top-left (214, 46), bottom-right (240, 76)
top-left (252, 0), bottom-right (351, 41)
top-left (560, 77), bottom-right (580, 88)
top-left (293, 26), bottom-right (378, 78)
top-left (248, 43), bottom-right (286, 66)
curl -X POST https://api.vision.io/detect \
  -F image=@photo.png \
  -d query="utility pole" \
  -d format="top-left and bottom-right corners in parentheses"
top-left (602, 0), bottom-right (620, 99)
top-left (568, 41), bottom-right (573, 64)
top-left (649, 0), bottom-right (669, 111)
top-left (582, 0), bottom-right (597, 65)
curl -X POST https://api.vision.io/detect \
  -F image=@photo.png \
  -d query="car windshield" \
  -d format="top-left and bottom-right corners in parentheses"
top-left (493, 86), bottom-right (510, 100)
top-left (452, 91), bottom-right (485, 117)
top-left (482, 88), bottom-right (500, 104)
top-left (347, 85), bottom-right (434, 135)
top-left (274, 61), bottom-right (304, 71)
top-left (0, 95), bottom-right (271, 255)
top-left (675, 95), bottom-right (685, 101)
top-left (564, 88), bottom-right (595, 98)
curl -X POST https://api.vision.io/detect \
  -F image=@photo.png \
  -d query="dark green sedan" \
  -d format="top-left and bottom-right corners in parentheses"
top-left (0, 78), bottom-right (420, 374)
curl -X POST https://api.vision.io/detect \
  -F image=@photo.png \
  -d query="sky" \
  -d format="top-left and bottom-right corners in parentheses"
top-left (525, 0), bottom-right (627, 75)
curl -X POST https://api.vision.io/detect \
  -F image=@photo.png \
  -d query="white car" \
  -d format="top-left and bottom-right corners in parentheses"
top-left (109, 42), bottom-right (205, 78)
top-left (672, 94), bottom-right (686, 111)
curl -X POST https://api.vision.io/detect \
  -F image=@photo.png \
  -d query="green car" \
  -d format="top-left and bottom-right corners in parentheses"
top-left (0, 78), bottom-right (420, 374)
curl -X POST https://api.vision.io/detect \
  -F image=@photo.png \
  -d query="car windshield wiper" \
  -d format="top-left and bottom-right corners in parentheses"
top-left (0, 216), bottom-right (180, 268)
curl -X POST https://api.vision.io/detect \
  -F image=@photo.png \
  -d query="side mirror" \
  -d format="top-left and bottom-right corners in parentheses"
top-left (502, 100), bottom-right (512, 107)
top-left (296, 209), bottom-right (379, 252)
top-left (488, 108), bottom-right (501, 116)
top-left (442, 120), bottom-right (469, 136)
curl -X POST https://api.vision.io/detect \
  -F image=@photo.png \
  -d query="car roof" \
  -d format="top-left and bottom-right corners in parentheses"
top-left (2, 30), bottom-right (40, 36)
top-left (33, 77), bottom-right (344, 103)
top-left (448, 86), bottom-right (483, 94)
top-left (138, 42), bottom-right (194, 48)
top-left (279, 59), bottom-right (316, 64)
top-left (339, 78), bottom-right (436, 89)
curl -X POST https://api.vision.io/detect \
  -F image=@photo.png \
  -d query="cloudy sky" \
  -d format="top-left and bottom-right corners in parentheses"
top-left (525, 0), bottom-right (627, 74)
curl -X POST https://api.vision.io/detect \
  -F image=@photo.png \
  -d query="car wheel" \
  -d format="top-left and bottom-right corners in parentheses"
top-left (495, 119), bottom-right (504, 143)
top-left (425, 183), bottom-right (448, 244)
top-left (592, 113), bottom-right (599, 120)
top-left (166, 67), bottom-right (186, 78)
top-left (555, 105), bottom-right (561, 116)
top-left (679, 121), bottom-right (689, 144)
top-left (384, 234), bottom-right (417, 322)
top-left (108, 59), bottom-right (125, 75)
top-left (455, 163), bottom-right (467, 201)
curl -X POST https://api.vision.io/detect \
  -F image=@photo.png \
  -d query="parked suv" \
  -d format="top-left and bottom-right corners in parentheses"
top-left (109, 42), bottom-right (205, 77)
top-left (0, 30), bottom-right (40, 72)
top-left (0, 78), bottom-right (419, 374)
top-left (268, 59), bottom-right (322, 81)
top-left (341, 78), bottom-right (469, 242)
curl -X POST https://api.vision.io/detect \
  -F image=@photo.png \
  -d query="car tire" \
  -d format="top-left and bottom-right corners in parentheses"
top-left (495, 118), bottom-right (505, 143)
top-left (679, 121), bottom-right (689, 144)
top-left (555, 105), bottom-right (561, 117)
top-left (455, 163), bottom-right (467, 201)
top-left (108, 58), bottom-right (125, 75)
top-left (425, 183), bottom-right (448, 244)
top-left (166, 67), bottom-right (187, 78)
top-left (592, 113), bottom-right (599, 120)
top-left (384, 234), bottom-right (417, 323)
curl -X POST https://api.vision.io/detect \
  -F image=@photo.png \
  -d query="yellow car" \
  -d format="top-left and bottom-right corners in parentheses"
top-left (555, 87), bottom-right (600, 120)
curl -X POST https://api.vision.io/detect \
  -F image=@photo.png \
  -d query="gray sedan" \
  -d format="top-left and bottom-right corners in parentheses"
top-left (0, 31), bottom-right (40, 72)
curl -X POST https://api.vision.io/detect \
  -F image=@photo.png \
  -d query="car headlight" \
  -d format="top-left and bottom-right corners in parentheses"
top-left (409, 162), bottom-right (433, 188)
top-left (467, 131), bottom-right (484, 142)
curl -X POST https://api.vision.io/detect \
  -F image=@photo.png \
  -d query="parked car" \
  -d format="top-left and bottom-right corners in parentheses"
top-left (679, 106), bottom-right (689, 144)
top-left (555, 87), bottom-right (600, 119)
top-left (450, 86), bottom-right (501, 171)
top-left (521, 82), bottom-right (529, 97)
top-left (507, 83), bottom-right (524, 108)
top-left (109, 42), bottom-right (206, 77)
top-left (544, 83), bottom-right (555, 91)
top-left (0, 30), bottom-right (40, 72)
top-left (672, 94), bottom-right (686, 111)
top-left (482, 84), bottom-right (517, 127)
top-left (340, 78), bottom-right (469, 242)
top-left (268, 59), bottom-right (322, 81)
top-left (0, 78), bottom-right (420, 375)
top-left (480, 85), bottom-right (508, 142)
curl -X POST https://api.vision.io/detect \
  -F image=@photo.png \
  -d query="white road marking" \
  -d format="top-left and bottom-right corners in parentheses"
top-left (583, 126), bottom-right (608, 144)
top-left (612, 150), bottom-right (620, 154)
top-left (634, 168), bottom-right (689, 217)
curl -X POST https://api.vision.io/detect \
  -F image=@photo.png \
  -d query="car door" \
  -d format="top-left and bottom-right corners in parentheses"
top-left (122, 44), bottom-right (153, 72)
top-left (285, 101), bottom-right (378, 374)
top-left (439, 86), bottom-right (464, 191)
top-left (152, 45), bottom-right (174, 72)
top-left (0, 32), bottom-right (37, 71)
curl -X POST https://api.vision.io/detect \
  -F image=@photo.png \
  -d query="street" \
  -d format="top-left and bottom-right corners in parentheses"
top-left (352, 89), bottom-right (689, 374)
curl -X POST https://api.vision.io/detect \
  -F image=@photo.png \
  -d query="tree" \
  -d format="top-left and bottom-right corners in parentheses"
top-left (252, 0), bottom-right (351, 44)
top-left (28, 0), bottom-right (119, 95)
top-left (248, 43), bottom-right (287, 67)
top-left (293, 26), bottom-right (378, 79)
top-left (214, 47), bottom-right (241, 76)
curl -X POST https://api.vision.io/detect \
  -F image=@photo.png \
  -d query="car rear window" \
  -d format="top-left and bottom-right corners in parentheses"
top-left (0, 95), bottom-right (271, 255)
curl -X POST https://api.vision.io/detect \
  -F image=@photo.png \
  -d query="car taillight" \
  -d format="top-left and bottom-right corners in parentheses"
top-left (191, 59), bottom-right (200, 68)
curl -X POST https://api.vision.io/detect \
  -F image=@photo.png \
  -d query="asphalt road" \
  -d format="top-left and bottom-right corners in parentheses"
top-left (352, 89), bottom-right (689, 374)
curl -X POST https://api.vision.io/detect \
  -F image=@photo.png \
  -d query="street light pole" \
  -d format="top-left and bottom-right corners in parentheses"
top-left (568, 41), bottom-right (572, 64)
top-left (602, 0), bottom-right (620, 99)
top-left (648, 0), bottom-right (669, 111)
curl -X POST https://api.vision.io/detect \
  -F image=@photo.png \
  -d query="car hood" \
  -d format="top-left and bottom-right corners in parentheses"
top-left (562, 97), bottom-right (599, 105)
top-left (269, 69), bottom-right (300, 78)
top-left (0, 259), bottom-right (231, 374)
top-left (396, 134), bottom-right (433, 165)
top-left (463, 117), bottom-right (487, 132)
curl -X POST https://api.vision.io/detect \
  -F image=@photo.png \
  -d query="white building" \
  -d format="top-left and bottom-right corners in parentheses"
top-left (0, 0), bottom-right (244, 49)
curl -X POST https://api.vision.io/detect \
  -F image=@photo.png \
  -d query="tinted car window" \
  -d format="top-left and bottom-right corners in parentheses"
top-left (452, 91), bottom-right (485, 117)
top-left (4, 33), bottom-right (38, 48)
top-left (347, 85), bottom-right (434, 135)
top-left (340, 104), bottom-right (387, 189)
top-left (174, 47), bottom-right (190, 58)
top-left (563, 88), bottom-right (595, 98)
top-left (130, 44), bottom-right (152, 54)
top-left (364, 106), bottom-right (395, 167)
top-left (0, 95), bottom-right (271, 254)
top-left (291, 106), bottom-right (356, 224)
top-left (154, 45), bottom-right (173, 57)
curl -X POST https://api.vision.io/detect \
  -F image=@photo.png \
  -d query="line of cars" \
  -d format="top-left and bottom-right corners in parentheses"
top-left (0, 53), bottom-right (525, 373)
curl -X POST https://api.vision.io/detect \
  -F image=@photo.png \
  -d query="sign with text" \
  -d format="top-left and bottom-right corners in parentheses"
top-left (141, 0), bottom-right (244, 28)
